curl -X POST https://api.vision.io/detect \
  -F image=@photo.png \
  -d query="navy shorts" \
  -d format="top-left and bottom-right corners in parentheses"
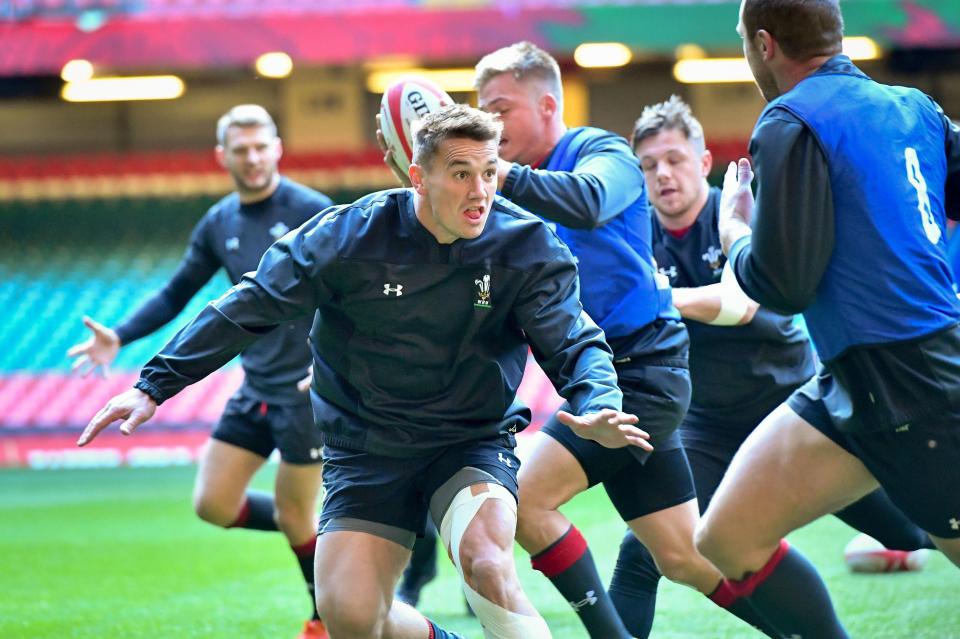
top-left (317, 436), bottom-right (520, 549)
top-left (542, 362), bottom-right (695, 521)
top-left (789, 375), bottom-right (960, 538)
top-left (211, 390), bottom-right (323, 465)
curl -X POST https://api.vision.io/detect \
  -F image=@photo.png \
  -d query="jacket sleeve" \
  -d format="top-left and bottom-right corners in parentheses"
top-left (114, 216), bottom-right (220, 345)
top-left (500, 133), bottom-right (645, 230)
top-left (137, 215), bottom-right (336, 403)
top-left (511, 240), bottom-right (623, 414)
top-left (728, 110), bottom-right (834, 315)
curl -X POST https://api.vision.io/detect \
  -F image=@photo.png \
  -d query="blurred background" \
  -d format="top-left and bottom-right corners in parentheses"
top-left (1, 0), bottom-right (958, 468)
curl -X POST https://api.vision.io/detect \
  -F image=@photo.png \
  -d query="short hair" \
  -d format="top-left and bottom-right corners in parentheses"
top-left (631, 95), bottom-right (706, 154)
top-left (411, 104), bottom-right (503, 168)
top-left (216, 104), bottom-right (277, 146)
top-left (741, 0), bottom-right (844, 60)
top-left (474, 41), bottom-right (563, 102)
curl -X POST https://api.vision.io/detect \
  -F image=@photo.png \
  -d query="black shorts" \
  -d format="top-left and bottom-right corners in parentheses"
top-left (317, 437), bottom-right (520, 549)
top-left (211, 390), bottom-right (323, 465)
top-left (789, 376), bottom-right (960, 538)
top-left (678, 429), bottom-right (744, 515)
top-left (541, 362), bottom-right (694, 521)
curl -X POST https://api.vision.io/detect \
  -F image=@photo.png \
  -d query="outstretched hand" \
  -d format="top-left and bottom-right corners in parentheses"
top-left (556, 409), bottom-right (652, 451)
top-left (66, 316), bottom-right (120, 378)
top-left (77, 388), bottom-right (157, 447)
top-left (375, 113), bottom-right (412, 187)
top-left (718, 158), bottom-right (755, 255)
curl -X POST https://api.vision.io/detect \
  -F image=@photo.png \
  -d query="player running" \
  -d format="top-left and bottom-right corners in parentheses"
top-left (68, 105), bottom-right (333, 639)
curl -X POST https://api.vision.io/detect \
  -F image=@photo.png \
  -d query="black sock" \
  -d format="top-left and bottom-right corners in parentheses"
top-left (835, 488), bottom-right (934, 550)
top-left (608, 530), bottom-right (661, 639)
top-left (228, 490), bottom-right (277, 531)
top-left (292, 535), bottom-right (320, 620)
top-left (397, 520), bottom-right (439, 606)
top-left (722, 540), bottom-right (848, 638)
top-left (530, 525), bottom-right (631, 639)
top-left (708, 580), bottom-right (782, 638)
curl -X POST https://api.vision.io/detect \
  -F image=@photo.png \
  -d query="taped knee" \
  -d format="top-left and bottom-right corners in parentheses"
top-left (462, 582), bottom-right (552, 639)
top-left (439, 483), bottom-right (551, 639)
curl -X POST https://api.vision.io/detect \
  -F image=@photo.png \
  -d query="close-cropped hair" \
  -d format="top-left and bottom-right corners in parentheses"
top-left (474, 41), bottom-right (563, 101)
top-left (741, 0), bottom-right (844, 60)
top-left (632, 95), bottom-right (706, 154)
top-left (216, 104), bottom-right (278, 146)
top-left (412, 104), bottom-right (503, 168)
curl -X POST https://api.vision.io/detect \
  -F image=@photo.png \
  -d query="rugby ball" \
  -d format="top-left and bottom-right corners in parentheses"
top-left (842, 533), bottom-right (930, 573)
top-left (379, 77), bottom-right (453, 175)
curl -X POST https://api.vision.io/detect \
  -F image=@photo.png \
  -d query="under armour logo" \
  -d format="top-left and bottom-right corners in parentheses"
top-left (225, 237), bottom-right (240, 251)
top-left (383, 283), bottom-right (403, 296)
top-left (950, 517), bottom-right (960, 531)
top-left (269, 222), bottom-right (290, 239)
top-left (569, 591), bottom-right (598, 611)
top-left (498, 452), bottom-right (512, 468)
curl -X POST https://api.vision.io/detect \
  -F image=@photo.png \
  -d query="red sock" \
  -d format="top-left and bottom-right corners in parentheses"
top-left (530, 525), bottom-right (588, 577)
top-left (709, 539), bottom-right (790, 607)
top-left (228, 499), bottom-right (250, 528)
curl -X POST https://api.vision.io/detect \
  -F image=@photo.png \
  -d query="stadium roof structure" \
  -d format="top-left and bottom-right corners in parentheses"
top-left (1, 0), bottom-right (957, 77)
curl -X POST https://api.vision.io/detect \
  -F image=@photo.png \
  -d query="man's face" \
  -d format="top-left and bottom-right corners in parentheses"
top-left (738, 0), bottom-right (780, 101)
top-left (477, 73), bottom-right (548, 166)
top-left (217, 124), bottom-right (282, 195)
top-left (414, 137), bottom-right (499, 243)
top-left (635, 128), bottom-right (710, 221)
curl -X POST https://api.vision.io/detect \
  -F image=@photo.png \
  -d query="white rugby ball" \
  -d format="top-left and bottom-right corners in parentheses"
top-left (842, 533), bottom-right (930, 573)
top-left (379, 77), bottom-right (453, 175)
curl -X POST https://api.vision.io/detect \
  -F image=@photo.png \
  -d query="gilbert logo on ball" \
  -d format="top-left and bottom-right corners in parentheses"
top-left (380, 77), bottom-right (453, 174)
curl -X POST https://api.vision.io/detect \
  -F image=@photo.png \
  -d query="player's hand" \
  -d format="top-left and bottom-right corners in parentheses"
top-left (297, 368), bottom-right (313, 393)
top-left (375, 113), bottom-right (412, 187)
top-left (718, 158), bottom-right (755, 255)
top-left (77, 388), bottom-right (157, 447)
top-left (556, 409), bottom-right (652, 451)
top-left (66, 316), bottom-right (120, 378)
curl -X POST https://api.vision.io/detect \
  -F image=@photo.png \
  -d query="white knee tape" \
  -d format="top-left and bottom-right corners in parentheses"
top-left (439, 484), bottom-right (551, 639)
top-left (462, 581), bottom-right (552, 639)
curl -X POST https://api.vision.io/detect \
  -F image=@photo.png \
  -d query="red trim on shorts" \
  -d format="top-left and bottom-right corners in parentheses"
top-left (530, 525), bottom-right (588, 578)
top-left (709, 539), bottom-right (790, 607)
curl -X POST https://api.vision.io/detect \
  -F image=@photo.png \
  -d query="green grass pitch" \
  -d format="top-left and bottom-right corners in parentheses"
top-left (2, 465), bottom-right (958, 638)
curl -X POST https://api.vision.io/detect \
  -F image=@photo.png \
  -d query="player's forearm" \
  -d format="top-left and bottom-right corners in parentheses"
top-left (137, 304), bottom-right (264, 403)
top-left (731, 114), bottom-right (833, 314)
top-left (502, 156), bottom-right (641, 230)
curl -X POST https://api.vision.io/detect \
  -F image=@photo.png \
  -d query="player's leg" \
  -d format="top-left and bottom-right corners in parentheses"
top-left (930, 536), bottom-right (960, 567)
top-left (429, 443), bottom-right (551, 638)
top-left (272, 399), bottom-right (326, 634)
top-left (609, 435), bottom-right (730, 638)
top-left (696, 403), bottom-right (877, 638)
top-left (396, 517), bottom-right (440, 607)
top-left (516, 427), bottom-right (632, 639)
top-left (193, 438), bottom-right (269, 527)
top-left (316, 444), bottom-right (462, 639)
top-left (275, 461), bottom-right (324, 630)
top-left (315, 530), bottom-right (457, 639)
top-left (607, 442), bottom-right (779, 638)
top-left (194, 395), bottom-right (275, 529)
top-left (836, 488), bottom-right (933, 551)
